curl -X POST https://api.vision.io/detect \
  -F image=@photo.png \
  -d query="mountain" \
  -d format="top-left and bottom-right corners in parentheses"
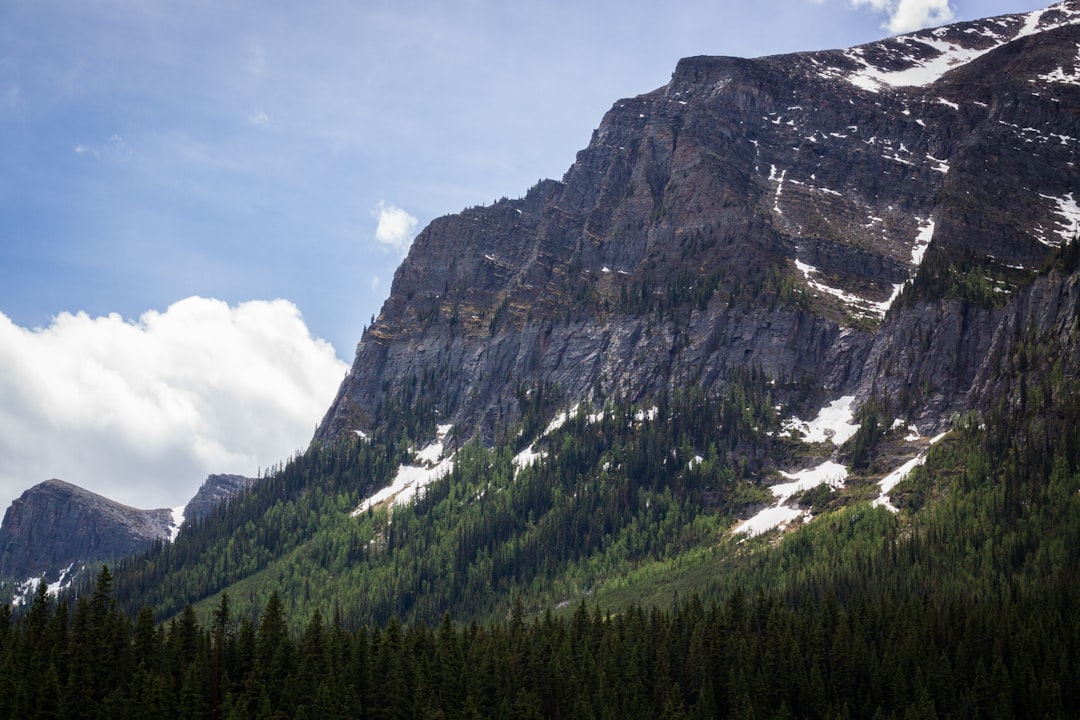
top-left (316, 0), bottom-right (1080, 447)
top-left (181, 473), bottom-right (259, 525)
top-left (5, 5), bottom-right (1077, 716)
top-left (0, 479), bottom-right (177, 600)
top-left (0, 473), bottom-right (256, 603)
top-left (87, 1), bottom-right (1080, 632)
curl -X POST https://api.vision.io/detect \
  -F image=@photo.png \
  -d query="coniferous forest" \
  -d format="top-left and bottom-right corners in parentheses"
top-left (0, 552), bottom-right (1076, 719)
top-left (2, 348), bottom-right (1079, 718)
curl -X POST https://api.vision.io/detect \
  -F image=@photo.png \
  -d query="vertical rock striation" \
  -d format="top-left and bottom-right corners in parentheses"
top-left (317, 2), bottom-right (1080, 446)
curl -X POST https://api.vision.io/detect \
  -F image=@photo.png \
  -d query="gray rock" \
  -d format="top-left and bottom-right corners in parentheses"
top-left (0, 479), bottom-right (173, 583)
top-left (182, 473), bottom-right (257, 525)
top-left (313, 6), bottom-right (1080, 446)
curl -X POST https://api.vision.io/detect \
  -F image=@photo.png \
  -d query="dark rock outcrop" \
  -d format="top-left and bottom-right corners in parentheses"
top-left (182, 473), bottom-right (257, 525)
top-left (317, 2), bottom-right (1080, 445)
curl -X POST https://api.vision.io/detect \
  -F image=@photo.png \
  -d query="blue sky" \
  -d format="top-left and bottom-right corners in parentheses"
top-left (0, 0), bottom-right (1053, 514)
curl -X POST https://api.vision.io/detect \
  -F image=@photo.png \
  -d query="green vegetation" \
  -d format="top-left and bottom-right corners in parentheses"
top-left (3, 376), bottom-right (1078, 718)
top-left (899, 247), bottom-right (1035, 309)
top-left (8, 252), bottom-right (1080, 715)
top-left (108, 372), bottom-right (785, 628)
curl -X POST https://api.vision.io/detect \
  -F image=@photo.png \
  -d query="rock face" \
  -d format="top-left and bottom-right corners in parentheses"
top-left (182, 473), bottom-right (257, 525)
top-left (317, 1), bottom-right (1080, 447)
top-left (0, 474), bottom-right (257, 597)
top-left (0, 479), bottom-right (175, 585)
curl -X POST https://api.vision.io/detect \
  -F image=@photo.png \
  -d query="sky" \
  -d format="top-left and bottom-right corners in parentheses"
top-left (0, 0), bottom-right (1053, 515)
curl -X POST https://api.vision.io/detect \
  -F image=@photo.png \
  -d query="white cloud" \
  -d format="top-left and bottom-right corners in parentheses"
top-left (851, 0), bottom-right (955, 33)
top-left (373, 201), bottom-right (418, 257)
top-left (0, 297), bottom-right (348, 514)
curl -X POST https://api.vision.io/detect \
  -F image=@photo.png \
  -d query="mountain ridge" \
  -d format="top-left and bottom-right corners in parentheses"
top-left (0, 479), bottom-right (175, 591)
top-left (0, 473), bottom-right (256, 602)
top-left (316, 1), bottom-right (1080, 449)
top-left (4, 1), bottom-right (1077, 631)
top-left (2, 10), bottom-right (1079, 716)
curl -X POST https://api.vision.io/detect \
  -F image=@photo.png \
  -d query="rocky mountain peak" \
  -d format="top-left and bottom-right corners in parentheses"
top-left (0, 473), bottom-right (257, 602)
top-left (317, 2), bottom-right (1080, 451)
top-left (0, 479), bottom-right (175, 592)
top-left (181, 473), bottom-right (257, 525)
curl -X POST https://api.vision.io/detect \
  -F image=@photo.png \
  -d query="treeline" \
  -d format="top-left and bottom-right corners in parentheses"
top-left (107, 375), bottom-right (785, 628)
top-left (108, 435), bottom-right (403, 622)
top-left (2, 564), bottom-right (1075, 720)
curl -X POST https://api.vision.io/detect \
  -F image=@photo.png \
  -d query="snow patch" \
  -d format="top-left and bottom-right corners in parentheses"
top-left (513, 445), bottom-right (547, 473)
top-left (912, 218), bottom-right (935, 266)
top-left (783, 396), bottom-right (860, 446)
top-left (795, 260), bottom-right (891, 318)
top-left (544, 405), bottom-right (579, 436)
top-left (510, 404), bottom-right (611, 477)
top-left (169, 505), bottom-right (185, 543)
top-left (735, 505), bottom-right (805, 538)
top-left (873, 431), bottom-right (948, 512)
top-left (839, 5), bottom-right (1080, 92)
top-left (1039, 192), bottom-right (1080, 245)
top-left (352, 424), bottom-right (454, 515)
top-left (11, 563), bottom-right (80, 607)
top-left (1038, 64), bottom-right (1080, 85)
top-left (773, 461), bottom-right (849, 500)
top-left (927, 155), bottom-right (950, 174)
top-left (636, 406), bottom-right (659, 423)
top-left (769, 165), bottom-right (787, 215)
top-left (844, 38), bottom-right (995, 91)
top-left (735, 460), bottom-right (849, 538)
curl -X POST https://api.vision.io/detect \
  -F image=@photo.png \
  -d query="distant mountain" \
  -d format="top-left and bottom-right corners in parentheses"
top-left (0, 474), bottom-right (255, 603)
top-left (0, 479), bottom-right (176, 600)
top-left (181, 473), bottom-right (258, 525)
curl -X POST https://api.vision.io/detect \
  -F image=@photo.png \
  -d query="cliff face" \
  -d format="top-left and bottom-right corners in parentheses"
top-left (0, 479), bottom-right (175, 585)
top-left (182, 473), bottom-right (257, 525)
top-left (0, 473), bottom-right (257, 598)
top-left (318, 2), bottom-right (1080, 446)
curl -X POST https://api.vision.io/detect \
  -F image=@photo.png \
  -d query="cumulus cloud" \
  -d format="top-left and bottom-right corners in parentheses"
top-left (373, 201), bottom-right (418, 257)
top-left (850, 0), bottom-right (955, 33)
top-left (0, 297), bottom-right (348, 515)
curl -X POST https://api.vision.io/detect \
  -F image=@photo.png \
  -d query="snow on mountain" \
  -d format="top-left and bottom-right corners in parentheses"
top-left (873, 431), bottom-right (950, 512)
top-left (169, 506), bottom-right (185, 543)
top-left (1039, 192), bottom-right (1080, 244)
top-left (512, 404), bottom-right (648, 476)
top-left (783, 396), bottom-right (860, 446)
top-left (735, 460), bottom-right (849, 538)
top-left (838, 1), bottom-right (1080, 93)
top-left (10, 562), bottom-right (79, 607)
top-left (352, 424), bottom-right (455, 516)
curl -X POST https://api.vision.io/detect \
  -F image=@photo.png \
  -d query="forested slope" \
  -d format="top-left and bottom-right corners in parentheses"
top-left (3, 361), bottom-right (1078, 718)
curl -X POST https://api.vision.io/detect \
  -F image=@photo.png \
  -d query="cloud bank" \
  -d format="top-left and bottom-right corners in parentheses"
top-left (374, 202), bottom-right (419, 258)
top-left (851, 0), bottom-right (955, 33)
top-left (0, 297), bottom-right (348, 515)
